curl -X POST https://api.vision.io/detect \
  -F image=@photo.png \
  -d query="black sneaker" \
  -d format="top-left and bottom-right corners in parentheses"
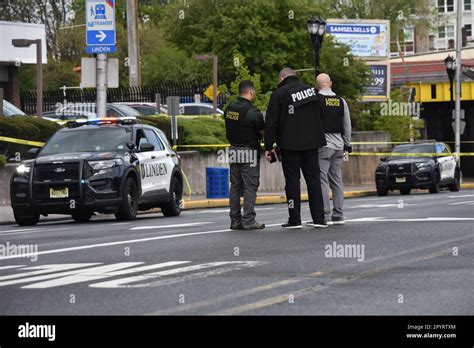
top-left (327, 217), bottom-right (345, 226)
top-left (281, 222), bottom-right (302, 229)
top-left (243, 222), bottom-right (266, 230)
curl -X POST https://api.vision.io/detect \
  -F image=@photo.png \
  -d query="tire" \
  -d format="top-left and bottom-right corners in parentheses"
top-left (376, 187), bottom-right (389, 196)
top-left (449, 171), bottom-right (461, 192)
top-left (115, 177), bottom-right (138, 221)
top-left (13, 209), bottom-right (40, 226)
top-left (161, 177), bottom-right (183, 217)
top-left (429, 171), bottom-right (440, 194)
top-left (400, 188), bottom-right (411, 195)
top-left (71, 209), bottom-right (93, 223)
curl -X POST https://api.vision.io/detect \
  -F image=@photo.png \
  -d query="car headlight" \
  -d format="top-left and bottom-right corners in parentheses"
top-left (376, 163), bottom-right (387, 172)
top-left (16, 163), bottom-right (31, 175)
top-left (88, 159), bottom-right (123, 171)
top-left (415, 162), bottom-right (430, 170)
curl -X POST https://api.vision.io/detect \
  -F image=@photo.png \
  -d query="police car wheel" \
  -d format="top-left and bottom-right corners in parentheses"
top-left (429, 171), bottom-right (440, 194)
top-left (13, 209), bottom-right (40, 226)
top-left (400, 188), bottom-right (411, 195)
top-left (115, 177), bottom-right (138, 221)
top-left (161, 177), bottom-right (182, 217)
top-left (71, 210), bottom-right (93, 223)
top-left (449, 171), bottom-right (461, 192)
top-left (376, 187), bottom-right (389, 196)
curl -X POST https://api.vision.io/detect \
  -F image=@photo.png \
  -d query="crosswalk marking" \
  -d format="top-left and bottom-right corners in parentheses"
top-left (0, 261), bottom-right (265, 289)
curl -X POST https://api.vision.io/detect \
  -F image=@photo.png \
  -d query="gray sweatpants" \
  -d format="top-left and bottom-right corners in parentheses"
top-left (318, 147), bottom-right (344, 222)
top-left (229, 146), bottom-right (261, 226)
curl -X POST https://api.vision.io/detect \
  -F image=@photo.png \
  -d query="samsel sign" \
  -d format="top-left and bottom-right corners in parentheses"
top-left (326, 20), bottom-right (390, 59)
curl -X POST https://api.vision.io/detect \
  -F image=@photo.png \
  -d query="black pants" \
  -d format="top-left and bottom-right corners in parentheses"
top-left (280, 148), bottom-right (325, 225)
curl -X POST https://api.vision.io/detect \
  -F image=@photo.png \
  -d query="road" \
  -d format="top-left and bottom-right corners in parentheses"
top-left (0, 189), bottom-right (473, 316)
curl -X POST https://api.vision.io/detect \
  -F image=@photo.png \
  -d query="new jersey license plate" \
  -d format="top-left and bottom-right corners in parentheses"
top-left (49, 187), bottom-right (69, 198)
top-left (395, 176), bottom-right (406, 183)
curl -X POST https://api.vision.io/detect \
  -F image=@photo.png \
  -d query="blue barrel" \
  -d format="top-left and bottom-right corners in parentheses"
top-left (206, 167), bottom-right (229, 199)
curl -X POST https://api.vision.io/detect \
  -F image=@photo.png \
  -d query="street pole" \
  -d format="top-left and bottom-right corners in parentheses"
top-left (36, 39), bottom-right (43, 118)
top-left (455, 0), bottom-right (462, 167)
top-left (126, 0), bottom-right (141, 87)
top-left (313, 38), bottom-right (321, 77)
top-left (96, 53), bottom-right (108, 118)
top-left (212, 55), bottom-right (218, 115)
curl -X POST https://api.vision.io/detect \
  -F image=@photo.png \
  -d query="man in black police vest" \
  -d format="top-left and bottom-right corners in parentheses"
top-left (316, 73), bottom-right (352, 225)
top-left (224, 80), bottom-right (265, 230)
top-left (265, 68), bottom-right (327, 229)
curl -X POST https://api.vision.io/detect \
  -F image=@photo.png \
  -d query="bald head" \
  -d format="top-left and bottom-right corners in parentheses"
top-left (316, 73), bottom-right (332, 90)
top-left (279, 67), bottom-right (296, 81)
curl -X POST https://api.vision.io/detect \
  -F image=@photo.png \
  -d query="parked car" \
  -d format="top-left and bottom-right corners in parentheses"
top-left (375, 142), bottom-right (461, 196)
top-left (177, 103), bottom-right (224, 116)
top-left (44, 103), bottom-right (143, 121)
top-left (113, 102), bottom-right (167, 115)
top-left (2, 100), bottom-right (26, 117)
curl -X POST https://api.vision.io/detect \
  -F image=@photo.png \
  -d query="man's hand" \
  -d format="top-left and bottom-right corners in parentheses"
top-left (265, 150), bottom-right (275, 162)
top-left (343, 145), bottom-right (353, 154)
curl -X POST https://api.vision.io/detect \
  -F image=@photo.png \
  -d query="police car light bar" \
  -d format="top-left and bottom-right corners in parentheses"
top-left (67, 117), bottom-right (138, 128)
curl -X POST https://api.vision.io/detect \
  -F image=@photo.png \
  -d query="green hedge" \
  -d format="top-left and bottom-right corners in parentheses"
top-left (0, 116), bottom-right (61, 160)
top-left (0, 154), bottom-right (6, 167)
top-left (140, 115), bottom-right (227, 152)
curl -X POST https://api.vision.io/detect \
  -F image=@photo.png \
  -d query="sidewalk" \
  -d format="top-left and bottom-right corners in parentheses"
top-left (2, 182), bottom-right (474, 225)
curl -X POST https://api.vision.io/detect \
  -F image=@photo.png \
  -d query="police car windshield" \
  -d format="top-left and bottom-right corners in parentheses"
top-left (389, 144), bottom-right (436, 160)
top-left (40, 127), bottom-right (132, 155)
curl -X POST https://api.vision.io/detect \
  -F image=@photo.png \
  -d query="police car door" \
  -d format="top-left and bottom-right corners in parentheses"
top-left (436, 144), bottom-right (456, 181)
top-left (143, 128), bottom-right (172, 193)
top-left (135, 128), bottom-right (155, 196)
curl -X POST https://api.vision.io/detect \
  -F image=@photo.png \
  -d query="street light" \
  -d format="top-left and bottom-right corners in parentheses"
top-left (307, 16), bottom-right (326, 77)
top-left (444, 55), bottom-right (456, 108)
top-left (11, 39), bottom-right (43, 118)
top-left (194, 54), bottom-right (218, 115)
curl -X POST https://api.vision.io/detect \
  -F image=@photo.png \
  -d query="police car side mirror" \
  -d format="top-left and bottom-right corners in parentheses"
top-left (139, 143), bottom-right (155, 152)
top-left (126, 142), bottom-right (136, 151)
top-left (380, 157), bottom-right (387, 162)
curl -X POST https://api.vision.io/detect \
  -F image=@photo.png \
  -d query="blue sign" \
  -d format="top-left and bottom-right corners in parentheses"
top-left (86, 0), bottom-right (116, 54)
top-left (363, 64), bottom-right (389, 100)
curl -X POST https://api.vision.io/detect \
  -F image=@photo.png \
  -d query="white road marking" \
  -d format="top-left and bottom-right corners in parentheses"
top-left (347, 217), bottom-right (474, 223)
top-left (448, 200), bottom-right (474, 205)
top-left (0, 263), bottom-right (102, 286)
top-left (448, 194), bottom-right (474, 198)
top-left (349, 203), bottom-right (417, 209)
top-left (0, 228), bottom-right (41, 235)
top-left (90, 261), bottom-right (264, 288)
top-left (130, 222), bottom-right (213, 231)
top-left (196, 207), bottom-right (275, 214)
top-left (0, 228), bottom-right (232, 261)
top-left (21, 261), bottom-right (190, 289)
top-left (0, 227), bottom-right (74, 237)
top-left (0, 265), bottom-right (26, 270)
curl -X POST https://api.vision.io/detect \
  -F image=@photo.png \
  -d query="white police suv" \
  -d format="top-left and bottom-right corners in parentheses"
top-left (375, 142), bottom-right (460, 196)
top-left (10, 117), bottom-right (183, 225)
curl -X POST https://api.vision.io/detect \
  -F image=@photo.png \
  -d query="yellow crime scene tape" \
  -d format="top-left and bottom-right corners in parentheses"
top-left (350, 152), bottom-right (474, 157)
top-left (0, 136), bottom-right (45, 147)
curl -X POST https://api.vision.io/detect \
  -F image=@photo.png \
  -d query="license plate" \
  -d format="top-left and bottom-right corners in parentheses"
top-left (395, 177), bottom-right (406, 183)
top-left (49, 187), bottom-right (69, 198)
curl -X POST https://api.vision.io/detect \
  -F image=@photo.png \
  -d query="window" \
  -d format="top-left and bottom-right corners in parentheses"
top-left (447, 25), bottom-right (455, 38)
top-left (404, 27), bottom-right (414, 42)
top-left (183, 106), bottom-right (200, 115)
top-left (465, 0), bottom-right (471, 10)
top-left (438, 0), bottom-right (445, 12)
top-left (198, 106), bottom-right (214, 115)
top-left (466, 24), bottom-right (472, 37)
top-left (447, 0), bottom-right (454, 11)
top-left (144, 129), bottom-right (165, 151)
top-left (438, 26), bottom-right (446, 38)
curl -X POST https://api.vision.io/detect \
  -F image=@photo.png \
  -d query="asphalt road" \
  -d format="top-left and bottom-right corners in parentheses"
top-left (0, 189), bottom-right (473, 315)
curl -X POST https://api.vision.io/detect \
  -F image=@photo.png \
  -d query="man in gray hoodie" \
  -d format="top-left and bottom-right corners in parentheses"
top-left (316, 73), bottom-right (352, 225)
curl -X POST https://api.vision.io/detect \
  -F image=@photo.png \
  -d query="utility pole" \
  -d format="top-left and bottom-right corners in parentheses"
top-left (96, 53), bottom-right (108, 118)
top-left (126, 0), bottom-right (141, 86)
top-left (455, 0), bottom-right (462, 167)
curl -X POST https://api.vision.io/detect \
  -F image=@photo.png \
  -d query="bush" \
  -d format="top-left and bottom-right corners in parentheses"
top-left (140, 115), bottom-right (227, 152)
top-left (0, 154), bottom-right (6, 167)
top-left (0, 116), bottom-right (61, 160)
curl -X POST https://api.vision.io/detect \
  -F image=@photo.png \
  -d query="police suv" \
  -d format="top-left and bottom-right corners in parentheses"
top-left (10, 117), bottom-right (184, 226)
top-left (375, 142), bottom-right (460, 196)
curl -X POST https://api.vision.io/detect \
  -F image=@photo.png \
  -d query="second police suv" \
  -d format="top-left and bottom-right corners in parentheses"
top-left (375, 142), bottom-right (461, 196)
top-left (10, 117), bottom-right (184, 226)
